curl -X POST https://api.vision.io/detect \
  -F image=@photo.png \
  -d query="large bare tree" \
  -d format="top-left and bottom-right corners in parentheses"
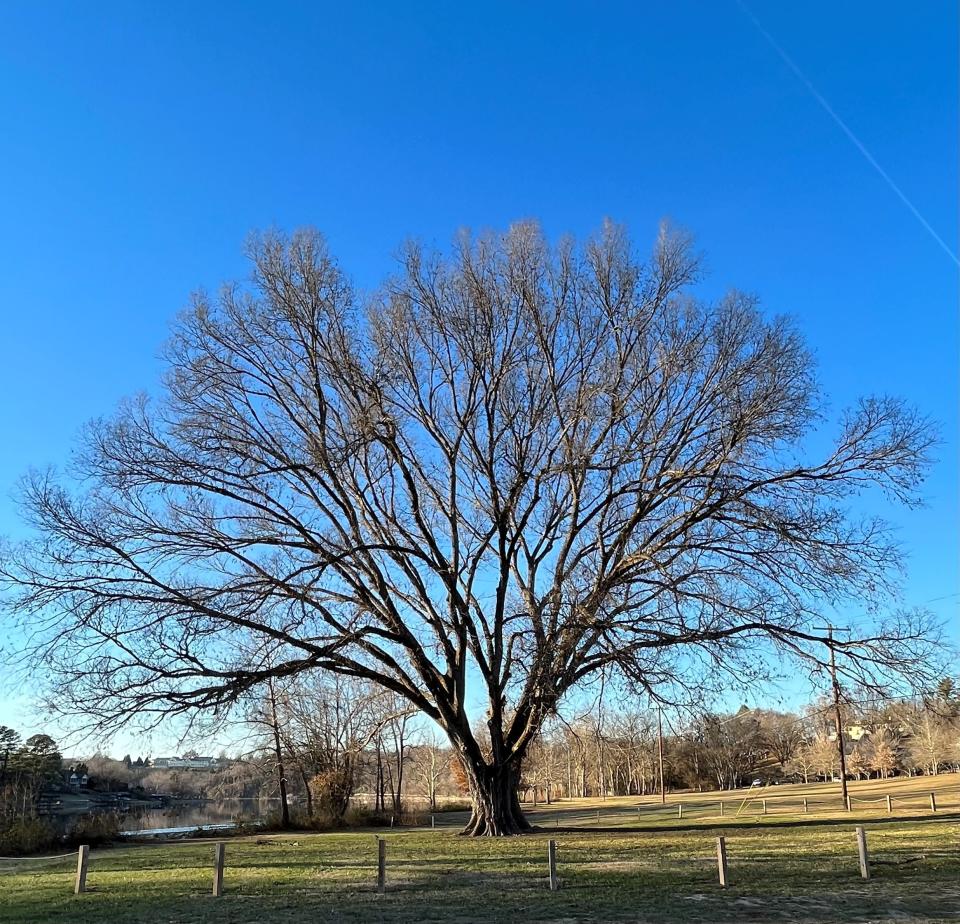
top-left (1, 221), bottom-right (940, 834)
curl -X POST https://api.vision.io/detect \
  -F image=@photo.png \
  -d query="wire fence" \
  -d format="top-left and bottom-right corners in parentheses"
top-left (2, 818), bottom-right (957, 905)
top-left (518, 787), bottom-right (960, 830)
top-left (0, 851), bottom-right (78, 863)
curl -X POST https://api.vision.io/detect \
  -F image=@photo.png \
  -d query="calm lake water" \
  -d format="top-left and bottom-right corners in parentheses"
top-left (120, 798), bottom-right (280, 832)
top-left (53, 798), bottom-right (283, 834)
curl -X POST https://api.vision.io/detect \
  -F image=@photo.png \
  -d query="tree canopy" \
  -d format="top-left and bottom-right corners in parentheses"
top-left (1, 221), bottom-right (940, 833)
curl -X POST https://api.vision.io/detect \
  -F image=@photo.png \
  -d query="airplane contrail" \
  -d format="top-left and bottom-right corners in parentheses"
top-left (737, 0), bottom-right (959, 268)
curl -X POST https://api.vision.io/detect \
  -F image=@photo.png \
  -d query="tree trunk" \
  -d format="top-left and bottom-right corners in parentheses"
top-left (300, 768), bottom-right (313, 818)
top-left (267, 679), bottom-right (291, 828)
top-left (375, 742), bottom-right (384, 812)
top-left (460, 761), bottom-right (532, 836)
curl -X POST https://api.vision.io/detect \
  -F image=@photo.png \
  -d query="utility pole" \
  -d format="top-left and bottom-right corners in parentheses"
top-left (657, 705), bottom-right (666, 804)
top-left (815, 624), bottom-right (850, 806)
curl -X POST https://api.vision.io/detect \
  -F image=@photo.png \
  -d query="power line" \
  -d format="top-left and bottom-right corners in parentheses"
top-left (918, 591), bottom-right (960, 606)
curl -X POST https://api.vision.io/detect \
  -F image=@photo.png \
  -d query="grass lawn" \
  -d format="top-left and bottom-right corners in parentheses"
top-left (2, 815), bottom-right (958, 924)
top-left (518, 774), bottom-right (960, 831)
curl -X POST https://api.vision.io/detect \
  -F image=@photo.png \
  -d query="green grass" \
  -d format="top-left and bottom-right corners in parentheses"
top-left (519, 774), bottom-right (960, 831)
top-left (2, 817), bottom-right (958, 923)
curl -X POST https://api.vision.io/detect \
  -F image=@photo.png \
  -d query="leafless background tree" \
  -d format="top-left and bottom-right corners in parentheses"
top-left (519, 681), bottom-right (960, 797)
top-left (1, 221), bottom-right (941, 834)
top-left (242, 671), bottom-right (410, 826)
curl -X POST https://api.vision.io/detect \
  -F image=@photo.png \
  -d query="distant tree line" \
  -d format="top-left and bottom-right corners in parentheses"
top-left (0, 728), bottom-right (62, 822)
top-left (4, 676), bottom-right (956, 845)
top-left (240, 672), bottom-right (459, 828)
top-left (518, 678), bottom-right (960, 801)
top-left (235, 674), bottom-right (960, 822)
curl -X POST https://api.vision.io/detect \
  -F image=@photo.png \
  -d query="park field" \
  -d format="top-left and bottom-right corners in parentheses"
top-left (518, 772), bottom-right (960, 830)
top-left (2, 783), bottom-right (958, 924)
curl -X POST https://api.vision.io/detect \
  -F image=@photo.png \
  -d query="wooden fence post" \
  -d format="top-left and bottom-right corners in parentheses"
top-left (886, 795), bottom-right (892, 814)
top-left (74, 845), bottom-right (90, 895)
top-left (431, 814), bottom-right (435, 829)
top-left (855, 826), bottom-right (870, 880)
top-left (377, 838), bottom-right (387, 894)
top-left (716, 836), bottom-right (728, 887)
top-left (548, 839), bottom-right (558, 891)
top-left (596, 809), bottom-right (600, 825)
top-left (761, 799), bottom-right (767, 815)
top-left (719, 800), bottom-right (724, 817)
top-left (212, 842), bottom-right (225, 897)
top-left (929, 792), bottom-right (937, 813)
top-left (677, 803), bottom-right (683, 819)
top-left (803, 798), bottom-right (808, 814)
top-left (846, 795), bottom-right (852, 812)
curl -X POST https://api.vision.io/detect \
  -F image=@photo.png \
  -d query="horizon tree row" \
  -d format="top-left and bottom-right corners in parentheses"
top-left (519, 680), bottom-right (960, 801)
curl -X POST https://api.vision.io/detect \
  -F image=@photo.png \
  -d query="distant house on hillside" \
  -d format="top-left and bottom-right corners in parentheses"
top-left (828, 724), bottom-right (869, 742)
top-left (151, 756), bottom-right (220, 770)
top-left (67, 770), bottom-right (89, 790)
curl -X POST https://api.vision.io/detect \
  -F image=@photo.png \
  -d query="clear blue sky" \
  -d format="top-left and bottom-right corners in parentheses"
top-left (0, 1), bottom-right (956, 753)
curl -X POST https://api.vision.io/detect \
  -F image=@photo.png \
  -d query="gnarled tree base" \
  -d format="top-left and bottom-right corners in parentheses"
top-left (460, 764), bottom-right (532, 836)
